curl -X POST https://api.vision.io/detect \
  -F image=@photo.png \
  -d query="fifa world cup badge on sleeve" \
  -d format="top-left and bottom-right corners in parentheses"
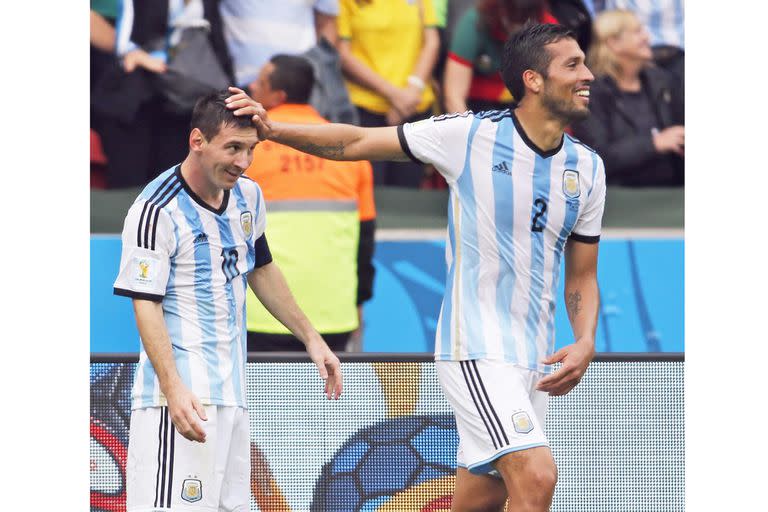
top-left (563, 170), bottom-right (581, 199)
top-left (240, 211), bottom-right (253, 239)
top-left (132, 256), bottom-right (159, 289)
top-left (512, 412), bottom-right (534, 434)
top-left (181, 478), bottom-right (203, 503)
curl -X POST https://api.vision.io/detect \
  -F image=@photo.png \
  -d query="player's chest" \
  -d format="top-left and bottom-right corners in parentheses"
top-left (172, 208), bottom-right (255, 277)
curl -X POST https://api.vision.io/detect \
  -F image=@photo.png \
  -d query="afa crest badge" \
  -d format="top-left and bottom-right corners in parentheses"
top-left (563, 170), bottom-right (580, 199)
top-left (512, 412), bottom-right (534, 434)
top-left (181, 479), bottom-right (202, 503)
top-left (240, 212), bottom-right (253, 239)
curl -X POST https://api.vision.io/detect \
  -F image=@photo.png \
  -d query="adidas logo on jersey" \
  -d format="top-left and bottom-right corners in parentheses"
top-left (193, 233), bottom-right (208, 245)
top-left (492, 161), bottom-right (511, 176)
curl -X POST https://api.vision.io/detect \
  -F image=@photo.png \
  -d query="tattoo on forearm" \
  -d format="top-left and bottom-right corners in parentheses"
top-left (567, 291), bottom-right (582, 318)
top-left (294, 141), bottom-right (345, 159)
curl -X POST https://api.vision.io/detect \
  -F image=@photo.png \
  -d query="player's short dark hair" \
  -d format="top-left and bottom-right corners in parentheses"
top-left (191, 90), bottom-right (254, 140)
top-left (268, 54), bottom-right (315, 104)
top-left (501, 23), bottom-right (578, 101)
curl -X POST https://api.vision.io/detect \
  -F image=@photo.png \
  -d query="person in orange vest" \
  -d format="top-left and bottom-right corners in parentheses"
top-left (244, 54), bottom-right (376, 352)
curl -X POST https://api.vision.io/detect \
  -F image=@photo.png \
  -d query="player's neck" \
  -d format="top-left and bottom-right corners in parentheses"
top-left (180, 158), bottom-right (225, 209)
top-left (514, 104), bottom-right (565, 153)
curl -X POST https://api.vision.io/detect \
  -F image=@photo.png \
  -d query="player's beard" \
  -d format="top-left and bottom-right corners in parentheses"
top-left (540, 84), bottom-right (590, 124)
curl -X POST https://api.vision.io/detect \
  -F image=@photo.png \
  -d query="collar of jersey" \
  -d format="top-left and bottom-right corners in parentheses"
top-left (175, 165), bottom-right (230, 215)
top-left (511, 110), bottom-right (564, 159)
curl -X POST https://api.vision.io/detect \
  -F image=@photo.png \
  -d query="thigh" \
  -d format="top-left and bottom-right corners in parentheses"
top-left (219, 407), bottom-right (250, 512)
top-left (127, 406), bottom-right (220, 512)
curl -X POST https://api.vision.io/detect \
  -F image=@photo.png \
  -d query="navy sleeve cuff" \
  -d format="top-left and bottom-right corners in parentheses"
top-left (254, 233), bottom-right (273, 268)
top-left (568, 233), bottom-right (601, 244)
top-left (113, 288), bottom-right (164, 302)
top-left (397, 124), bottom-right (424, 165)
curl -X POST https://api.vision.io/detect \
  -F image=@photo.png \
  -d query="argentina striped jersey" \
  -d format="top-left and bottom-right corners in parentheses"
top-left (114, 165), bottom-right (267, 409)
top-left (399, 110), bottom-right (606, 373)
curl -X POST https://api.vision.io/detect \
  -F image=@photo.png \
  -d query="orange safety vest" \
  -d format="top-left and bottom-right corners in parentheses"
top-left (245, 103), bottom-right (375, 333)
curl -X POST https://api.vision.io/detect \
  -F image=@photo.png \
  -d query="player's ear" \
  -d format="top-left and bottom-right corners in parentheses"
top-left (189, 128), bottom-right (206, 152)
top-left (523, 69), bottom-right (543, 95)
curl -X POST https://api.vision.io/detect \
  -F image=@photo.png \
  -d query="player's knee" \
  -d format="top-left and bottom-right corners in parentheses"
top-left (526, 462), bottom-right (557, 493)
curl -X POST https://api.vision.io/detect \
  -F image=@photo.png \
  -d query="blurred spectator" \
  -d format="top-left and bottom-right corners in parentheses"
top-left (217, 0), bottom-right (357, 124)
top-left (572, 9), bottom-right (683, 187)
top-left (91, 3), bottom-right (118, 187)
top-left (244, 55), bottom-right (376, 353)
top-left (218, 0), bottom-right (339, 88)
top-left (91, 6), bottom-right (117, 90)
top-left (549, 0), bottom-right (593, 52)
top-left (443, 0), bottom-right (558, 113)
top-left (91, 0), bottom-right (232, 188)
top-left (598, 0), bottom-right (683, 87)
top-left (338, 0), bottom-right (440, 187)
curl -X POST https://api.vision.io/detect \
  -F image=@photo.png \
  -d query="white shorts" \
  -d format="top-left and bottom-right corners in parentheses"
top-left (436, 359), bottom-right (550, 476)
top-left (126, 406), bottom-right (249, 512)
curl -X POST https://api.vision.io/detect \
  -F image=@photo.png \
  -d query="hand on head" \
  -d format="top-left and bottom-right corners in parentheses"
top-left (225, 86), bottom-right (272, 141)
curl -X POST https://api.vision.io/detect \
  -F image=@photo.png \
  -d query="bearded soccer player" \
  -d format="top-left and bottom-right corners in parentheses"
top-left (113, 91), bottom-right (342, 512)
top-left (227, 23), bottom-right (604, 512)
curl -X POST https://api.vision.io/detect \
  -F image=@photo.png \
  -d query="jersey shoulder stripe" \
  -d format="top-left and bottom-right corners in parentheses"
top-left (136, 173), bottom-right (182, 250)
top-left (473, 109), bottom-right (513, 122)
top-left (564, 133), bottom-right (597, 154)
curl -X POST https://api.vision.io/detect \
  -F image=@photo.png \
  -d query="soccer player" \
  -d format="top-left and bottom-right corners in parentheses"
top-left (228, 22), bottom-right (604, 511)
top-left (113, 91), bottom-right (342, 512)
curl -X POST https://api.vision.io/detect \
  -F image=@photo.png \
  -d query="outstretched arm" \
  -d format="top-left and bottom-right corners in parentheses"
top-left (247, 261), bottom-right (343, 399)
top-left (225, 87), bottom-right (409, 162)
top-left (537, 240), bottom-right (599, 396)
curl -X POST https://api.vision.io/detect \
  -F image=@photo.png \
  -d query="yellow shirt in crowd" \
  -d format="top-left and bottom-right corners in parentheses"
top-left (338, 0), bottom-right (438, 115)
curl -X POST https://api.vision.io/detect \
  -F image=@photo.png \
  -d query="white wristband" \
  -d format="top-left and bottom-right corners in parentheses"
top-left (407, 75), bottom-right (426, 91)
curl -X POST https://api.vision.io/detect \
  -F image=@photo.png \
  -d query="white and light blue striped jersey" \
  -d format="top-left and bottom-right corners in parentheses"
top-left (114, 165), bottom-right (267, 409)
top-left (399, 110), bottom-right (606, 373)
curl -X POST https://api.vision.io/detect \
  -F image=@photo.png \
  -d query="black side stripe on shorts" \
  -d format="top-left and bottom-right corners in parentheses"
top-left (460, 361), bottom-right (501, 449)
top-left (138, 172), bottom-right (177, 248)
top-left (137, 175), bottom-right (181, 250)
top-left (470, 360), bottom-right (510, 446)
top-left (158, 407), bottom-right (170, 507)
top-left (166, 422), bottom-right (176, 509)
top-left (154, 407), bottom-right (165, 507)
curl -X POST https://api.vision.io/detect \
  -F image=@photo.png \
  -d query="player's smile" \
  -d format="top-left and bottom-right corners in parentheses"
top-left (574, 86), bottom-right (590, 105)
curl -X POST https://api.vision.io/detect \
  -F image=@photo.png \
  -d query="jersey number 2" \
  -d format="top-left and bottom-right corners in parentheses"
top-left (531, 199), bottom-right (547, 232)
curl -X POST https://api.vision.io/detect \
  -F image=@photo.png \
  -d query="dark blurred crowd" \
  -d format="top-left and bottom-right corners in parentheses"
top-left (91, 0), bottom-right (684, 190)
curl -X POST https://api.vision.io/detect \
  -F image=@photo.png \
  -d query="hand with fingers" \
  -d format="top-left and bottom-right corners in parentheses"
top-left (123, 48), bottom-right (167, 74)
top-left (536, 339), bottom-right (595, 397)
top-left (225, 86), bottom-right (273, 141)
top-left (164, 381), bottom-right (208, 442)
top-left (386, 85), bottom-right (421, 121)
top-left (304, 336), bottom-right (344, 400)
top-left (653, 125), bottom-right (685, 157)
